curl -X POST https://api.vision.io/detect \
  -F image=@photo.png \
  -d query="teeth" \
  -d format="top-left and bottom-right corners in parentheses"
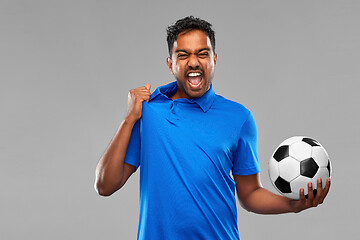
top-left (189, 81), bottom-right (202, 87)
top-left (188, 72), bottom-right (201, 77)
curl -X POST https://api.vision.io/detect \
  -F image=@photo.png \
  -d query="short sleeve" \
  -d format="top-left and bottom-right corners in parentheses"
top-left (124, 119), bottom-right (141, 170)
top-left (232, 112), bottom-right (261, 175)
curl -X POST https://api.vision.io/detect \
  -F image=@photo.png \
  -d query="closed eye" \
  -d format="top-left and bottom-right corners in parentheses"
top-left (177, 53), bottom-right (188, 59)
top-left (198, 51), bottom-right (209, 58)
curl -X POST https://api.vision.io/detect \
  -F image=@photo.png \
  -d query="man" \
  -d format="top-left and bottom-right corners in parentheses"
top-left (95, 16), bottom-right (330, 239)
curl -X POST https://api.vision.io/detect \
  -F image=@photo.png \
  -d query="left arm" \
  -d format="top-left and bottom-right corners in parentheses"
top-left (234, 173), bottom-right (331, 214)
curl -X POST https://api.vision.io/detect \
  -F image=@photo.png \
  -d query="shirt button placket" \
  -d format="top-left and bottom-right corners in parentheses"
top-left (169, 101), bottom-right (179, 121)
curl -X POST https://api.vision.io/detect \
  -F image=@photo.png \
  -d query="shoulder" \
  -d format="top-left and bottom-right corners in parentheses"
top-left (210, 94), bottom-right (255, 135)
top-left (212, 94), bottom-right (251, 117)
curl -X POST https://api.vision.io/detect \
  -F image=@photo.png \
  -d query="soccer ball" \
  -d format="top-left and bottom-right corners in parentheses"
top-left (268, 136), bottom-right (332, 200)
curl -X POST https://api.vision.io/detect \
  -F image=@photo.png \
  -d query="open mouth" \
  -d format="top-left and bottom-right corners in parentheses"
top-left (187, 72), bottom-right (202, 89)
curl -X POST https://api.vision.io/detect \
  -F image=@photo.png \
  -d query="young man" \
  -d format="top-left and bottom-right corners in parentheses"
top-left (95, 16), bottom-right (330, 240)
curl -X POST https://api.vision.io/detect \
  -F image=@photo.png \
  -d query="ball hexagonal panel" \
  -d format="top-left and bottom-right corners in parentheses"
top-left (289, 141), bottom-right (312, 161)
top-left (278, 157), bottom-right (300, 182)
top-left (300, 158), bottom-right (319, 178)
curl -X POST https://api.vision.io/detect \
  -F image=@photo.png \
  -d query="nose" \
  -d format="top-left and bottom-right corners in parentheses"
top-left (187, 54), bottom-right (200, 68)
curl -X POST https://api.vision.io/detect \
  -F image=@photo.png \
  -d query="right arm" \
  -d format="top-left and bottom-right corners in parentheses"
top-left (94, 84), bottom-right (151, 196)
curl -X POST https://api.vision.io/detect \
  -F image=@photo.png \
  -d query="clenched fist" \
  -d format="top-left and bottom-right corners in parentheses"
top-left (126, 84), bottom-right (151, 123)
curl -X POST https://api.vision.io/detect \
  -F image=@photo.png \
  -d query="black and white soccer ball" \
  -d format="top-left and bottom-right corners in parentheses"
top-left (269, 136), bottom-right (332, 200)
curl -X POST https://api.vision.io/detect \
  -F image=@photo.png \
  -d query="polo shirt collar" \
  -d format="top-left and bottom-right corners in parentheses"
top-left (150, 81), bottom-right (215, 112)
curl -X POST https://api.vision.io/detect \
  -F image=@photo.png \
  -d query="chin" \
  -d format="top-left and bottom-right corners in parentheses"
top-left (186, 88), bottom-right (206, 98)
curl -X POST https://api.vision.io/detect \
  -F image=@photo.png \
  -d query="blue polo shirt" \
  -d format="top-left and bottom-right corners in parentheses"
top-left (124, 81), bottom-right (260, 240)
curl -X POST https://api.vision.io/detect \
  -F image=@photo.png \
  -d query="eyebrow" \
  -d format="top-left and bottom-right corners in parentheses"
top-left (175, 48), bottom-right (211, 54)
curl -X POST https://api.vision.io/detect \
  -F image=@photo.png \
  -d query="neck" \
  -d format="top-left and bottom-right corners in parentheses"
top-left (170, 89), bottom-right (191, 100)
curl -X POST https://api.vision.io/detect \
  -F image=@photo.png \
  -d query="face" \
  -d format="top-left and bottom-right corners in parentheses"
top-left (167, 29), bottom-right (217, 99)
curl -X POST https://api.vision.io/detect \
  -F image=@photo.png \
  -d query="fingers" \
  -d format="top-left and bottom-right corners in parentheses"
top-left (294, 178), bottom-right (331, 213)
top-left (319, 177), bottom-right (331, 204)
top-left (126, 84), bottom-right (152, 121)
top-left (129, 85), bottom-right (151, 94)
top-left (306, 178), bottom-right (330, 207)
top-left (307, 182), bottom-right (316, 207)
top-left (308, 180), bottom-right (321, 207)
top-left (293, 188), bottom-right (306, 213)
top-left (130, 90), bottom-right (151, 102)
top-left (129, 84), bottom-right (152, 102)
top-left (299, 187), bottom-right (306, 205)
top-left (301, 181), bottom-right (318, 208)
top-left (314, 178), bottom-right (323, 203)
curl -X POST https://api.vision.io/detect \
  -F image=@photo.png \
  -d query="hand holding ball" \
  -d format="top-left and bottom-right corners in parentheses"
top-left (268, 136), bottom-right (332, 200)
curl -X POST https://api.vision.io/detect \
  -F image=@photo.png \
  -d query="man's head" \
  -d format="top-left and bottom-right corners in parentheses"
top-left (166, 16), bottom-right (217, 99)
top-left (166, 16), bottom-right (216, 57)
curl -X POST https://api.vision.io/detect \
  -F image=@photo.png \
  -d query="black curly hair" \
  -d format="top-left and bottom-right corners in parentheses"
top-left (166, 16), bottom-right (216, 56)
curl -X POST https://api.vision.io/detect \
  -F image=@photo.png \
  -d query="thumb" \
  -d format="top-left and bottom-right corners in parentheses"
top-left (145, 83), bottom-right (151, 90)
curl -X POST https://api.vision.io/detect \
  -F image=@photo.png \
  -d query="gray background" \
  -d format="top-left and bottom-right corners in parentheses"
top-left (1, 0), bottom-right (359, 239)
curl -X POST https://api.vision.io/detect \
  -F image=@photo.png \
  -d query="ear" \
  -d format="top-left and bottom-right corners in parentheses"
top-left (166, 57), bottom-right (173, 74)
top-left (214, 53), bottom-right (217, 66)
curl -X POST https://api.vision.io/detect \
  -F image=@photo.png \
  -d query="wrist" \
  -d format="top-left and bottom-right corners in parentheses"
top-left (288, 198), bottom-right (301, 213)
top-left (124, 115), bottom-right (138, 126)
